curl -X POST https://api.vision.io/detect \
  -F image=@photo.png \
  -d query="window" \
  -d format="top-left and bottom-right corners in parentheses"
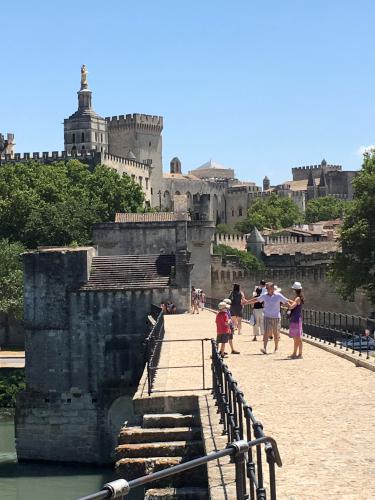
top-left (149, 141), bottom-right (151, 147)
top-left (145, 178), bottom-right (149, 189)
top-left (231, 209), bottom-right (234, 217)
top-left (239, 207), bottom-right (243, 216)
top-left (72, 133), bottom-right (75, 144)
top-left (139, 176), bottom-right (143, 186)
top-left (151, 187), bottom-right (153, 195)
top-left (101, 133), bottom-right (103, 142)
top-left (95, 132), bottom-right (98, 141)
top-left (81, 132), bottom-right (85, 142)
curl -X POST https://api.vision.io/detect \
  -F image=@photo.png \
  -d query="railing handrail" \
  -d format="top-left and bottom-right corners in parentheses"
top-left (77, 437), bottom-right (282, 500)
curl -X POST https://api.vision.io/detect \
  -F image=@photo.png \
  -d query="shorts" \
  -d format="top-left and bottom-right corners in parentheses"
top-left (216, 333), bottom-right (229, 344)
top-left (264, 317), bottom-right (280, 337)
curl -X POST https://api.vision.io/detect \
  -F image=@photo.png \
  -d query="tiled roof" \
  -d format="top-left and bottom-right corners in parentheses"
top-left (263, 241), bottom-right (339, 256)
top-left (80, 254), bottom-right (175, 291)
top-left (115, 212), bottom-right (190, 223)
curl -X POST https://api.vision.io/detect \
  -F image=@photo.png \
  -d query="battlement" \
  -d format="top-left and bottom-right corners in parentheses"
top-left (214, 233), bottom-right (247, 251)
top-left (105, 113), bottom-right (163, 131)
top-left (0, 150), bottom-right (151, 173)
top-left (292, 164), bottom-right (342, 181)
top-left (102, 152), bottom-right (151, 172)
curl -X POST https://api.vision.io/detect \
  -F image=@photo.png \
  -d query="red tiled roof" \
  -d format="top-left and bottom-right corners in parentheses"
top-left (263, 241), bottom-right (339, 256)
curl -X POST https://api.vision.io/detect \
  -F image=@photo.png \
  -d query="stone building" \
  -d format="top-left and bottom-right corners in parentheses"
top-left (0, 132), bottom-right (15, 159)
top-left (16, 240), bottom-right (192, 463)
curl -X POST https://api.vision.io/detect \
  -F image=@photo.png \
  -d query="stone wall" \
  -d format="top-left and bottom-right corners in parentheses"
top-left (214, 233), bottom-right (247, 251)
top-left (16, 247), bottom-right (189, 464)
top-left (211, 255), bottom-right (372, 316)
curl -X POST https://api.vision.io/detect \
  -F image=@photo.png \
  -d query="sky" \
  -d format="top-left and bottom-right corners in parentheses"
top-left (2, 0), bottom-right (375, 186)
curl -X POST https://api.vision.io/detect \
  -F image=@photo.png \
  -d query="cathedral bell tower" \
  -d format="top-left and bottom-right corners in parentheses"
top-left (64, 65), bottom-right (108, 155)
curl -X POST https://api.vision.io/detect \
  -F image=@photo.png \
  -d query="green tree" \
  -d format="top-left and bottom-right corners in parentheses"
top-left (305, 196), bottom-right (346, 223)
top-left (235, 193), bottom-right (303, 233)
top-left (0, 239), bottom-right (26, 318)
top-left (215, 223), bottom-right (238, 234)
top-left (213, 244), bottom-right (265, 271)
top-left (330, 152), bottom-right (375, 302)
top-left (0, 160), bottom-right (145, 248)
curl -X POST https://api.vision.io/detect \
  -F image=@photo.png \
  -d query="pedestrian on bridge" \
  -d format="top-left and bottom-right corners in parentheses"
top-left (216, 301), bottom-right (231, 358)
top-left (228, 283), bottom-right (246, 335)
top-left (223, 299), bottom-right (240, 354)
top-left (245, 282), bottom-right (289, 354)
top-left (287, 282), bottom-right (304, 359)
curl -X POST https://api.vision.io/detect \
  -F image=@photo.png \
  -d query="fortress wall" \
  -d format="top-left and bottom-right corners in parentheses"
top-left (211, 255), bottom-right (372, 316)
top-left (215, 233), bottom-right (247, 251)
top-left (292, 164), bottom-right (342, 181)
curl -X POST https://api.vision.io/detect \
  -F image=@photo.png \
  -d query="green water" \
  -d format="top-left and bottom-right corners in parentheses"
top-left (0, 414), bottom-right (144, 500)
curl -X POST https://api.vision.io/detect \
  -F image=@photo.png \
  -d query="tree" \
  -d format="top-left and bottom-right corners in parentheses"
top-left (305, 196), bottom-right (346, 223)
top-left (0, 160), bottom-right (145, 248)
top-left (330, 152), bottom-right (375, 303)
top-left (235, 193), bottom-right (303, 233)
top-left (213, 244), bottom-right (265, 271)
top-left (0, 239), bottom-right (26, 319)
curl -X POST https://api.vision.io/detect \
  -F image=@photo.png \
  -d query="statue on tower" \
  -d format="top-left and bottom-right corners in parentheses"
top-left (80, 64), bottom-right (88, 89)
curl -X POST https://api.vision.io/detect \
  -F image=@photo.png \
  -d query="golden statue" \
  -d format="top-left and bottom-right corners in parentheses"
top-left (80, 64), bottom-right (88, 89)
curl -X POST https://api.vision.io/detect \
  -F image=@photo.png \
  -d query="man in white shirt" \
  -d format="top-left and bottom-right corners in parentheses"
top-left (246, 282), bottom-right (290, 354)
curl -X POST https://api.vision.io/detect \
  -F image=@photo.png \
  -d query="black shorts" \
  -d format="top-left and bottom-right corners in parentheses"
top-left (217, 334), bottom-right (229, 344)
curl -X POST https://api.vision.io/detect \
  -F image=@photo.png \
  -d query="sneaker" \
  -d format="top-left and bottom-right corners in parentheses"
top-left (288, 354), bottom-right (297, 359)
top-left (252, 337), bottom-right (257, 341)
top-left (297, 354), bottom-right (303, 359)
top-left (260, 348), bottom-right (267, 355)
top-left (231, 350), bottom-right (240, 354)
top-left (220, 353), bottom-right (228, 358)
top-left (269, 336), bottom-right (273, 340)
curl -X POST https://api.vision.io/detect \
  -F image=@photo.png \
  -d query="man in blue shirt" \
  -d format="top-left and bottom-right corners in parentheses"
top-left (246, 282), bottom-right (290, 354)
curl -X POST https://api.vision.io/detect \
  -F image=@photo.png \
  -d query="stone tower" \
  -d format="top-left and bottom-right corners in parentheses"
top-left (318, 169), bottom-right (328, 197)
top-left (246, 227), bottom-right (265, 259)
top-left (306, 169), bottom-right (316, 201)
top-left (170, 157), bottom-right (182, 174)
top-left (263, 175), bottom-right (270, 191)
top-left (106, 113), bottom-right (163, 207)
top-left (64, 65), bottom-right (108, 154)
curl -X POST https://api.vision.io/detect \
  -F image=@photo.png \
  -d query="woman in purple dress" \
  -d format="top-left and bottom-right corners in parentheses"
top-left (288, 282), bottom-right (304, 358)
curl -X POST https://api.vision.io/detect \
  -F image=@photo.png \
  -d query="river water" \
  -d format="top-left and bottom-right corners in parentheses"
top-left (0, 413), bottom-right (143, 500)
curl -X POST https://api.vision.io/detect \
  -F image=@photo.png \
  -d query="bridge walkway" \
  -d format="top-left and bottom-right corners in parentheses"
top-left (144, 309), bottom-right (375, 499)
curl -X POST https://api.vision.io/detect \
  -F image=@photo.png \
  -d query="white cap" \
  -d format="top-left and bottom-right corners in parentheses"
top-left (223, 298), bottom-right (232, 305)
top-left (291, 281), bottom-right (303, 290)
top-left (218, 301), bottom-right (229, 310)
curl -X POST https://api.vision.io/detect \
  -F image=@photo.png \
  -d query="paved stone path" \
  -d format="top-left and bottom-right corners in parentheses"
top-left (153, 310), bottom-right (375, 499)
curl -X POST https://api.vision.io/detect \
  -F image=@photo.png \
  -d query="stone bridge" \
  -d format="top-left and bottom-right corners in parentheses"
top-left (129, 310), bottom-right (375, 499)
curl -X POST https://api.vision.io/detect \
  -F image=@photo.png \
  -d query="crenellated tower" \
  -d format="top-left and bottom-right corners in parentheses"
top-left (64, 65), bottom-right (108, 155)
top-left (106, 113), bottom-right (163, 207)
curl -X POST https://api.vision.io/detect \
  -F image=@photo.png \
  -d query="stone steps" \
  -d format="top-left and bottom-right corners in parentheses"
top-left (116, 412), bottom-right (208, 496)
top-left (116, 457), bottom-right (207, 487)
top-left (143, 413), bottom-right (198, 429)
top-left (118, 426), bottom-right (202, 444)
top-left (116, 440), bottom-right (203, 459)
top-left (144, 487), bottom-right (209, 499)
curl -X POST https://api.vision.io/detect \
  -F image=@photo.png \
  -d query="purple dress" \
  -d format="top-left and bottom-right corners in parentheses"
top-left (289, 303), bottom-right (303, 338)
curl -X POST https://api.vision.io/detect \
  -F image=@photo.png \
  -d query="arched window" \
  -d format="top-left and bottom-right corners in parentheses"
top-left (238, 207), bottom-right (243, 216)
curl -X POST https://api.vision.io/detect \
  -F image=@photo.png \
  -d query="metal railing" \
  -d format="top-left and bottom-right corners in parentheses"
top-left (211, 339), bottom-right (282, 499)
top-left (281, 308), bottom-right (375, 360)
top-left (144, 306), bottom-right (165, 395)
top-left (77, 436), bottom-right (281, 500)
top-left (147, 337), bottom-right (211, 394)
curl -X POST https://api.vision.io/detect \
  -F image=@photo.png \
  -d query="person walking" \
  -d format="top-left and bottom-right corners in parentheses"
top-left (215, 301), bottom-right (231, 358)
top-left (199, 290), bottom-right (206, 311)
top-left (252, 283), bottom-right (265, 341)
top-left (191, 286), bottom-right (199, 314)
top-left (288, 282), bottom-right (304, 358)
top-left (246, 282), bottom-right (289, 354)
top-left (223, 299), bottom-right (240, 354)
top-left (229, 283), bottom-right (246, 335)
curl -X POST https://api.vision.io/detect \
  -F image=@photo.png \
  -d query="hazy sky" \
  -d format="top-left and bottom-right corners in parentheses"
top-left (2, 0), bottom-right (374, 185)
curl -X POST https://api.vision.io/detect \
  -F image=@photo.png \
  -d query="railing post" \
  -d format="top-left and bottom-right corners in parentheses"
top-left (231, 440), bottom-right (249, 500)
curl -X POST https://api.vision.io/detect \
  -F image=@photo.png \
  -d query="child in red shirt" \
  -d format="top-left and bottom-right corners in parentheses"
top-left (216, 302), bottom-right (231, 358)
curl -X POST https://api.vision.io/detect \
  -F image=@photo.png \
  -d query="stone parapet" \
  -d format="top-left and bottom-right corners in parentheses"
top-left (106, 113), bottom-right (163, 132)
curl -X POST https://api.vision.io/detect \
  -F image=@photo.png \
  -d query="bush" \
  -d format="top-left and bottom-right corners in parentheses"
top-left (213, 244), bottom-right (265, 271)
top-left (0, 369), bottom-right (25, 407)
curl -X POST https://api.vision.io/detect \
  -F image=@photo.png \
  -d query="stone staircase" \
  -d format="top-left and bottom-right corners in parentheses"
top-left (80, 254), bottom-right (175, 290)
top-left (115, 413), bottom-right (208, 499)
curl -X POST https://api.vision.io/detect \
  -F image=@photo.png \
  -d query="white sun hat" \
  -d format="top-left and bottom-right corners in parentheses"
top-left (223, 298), bottom-right (232, 305)
top-left (218, 301), bottom-right (228, 310)
top-left (274, 285), bottom-right (282, 293)
top-left (291, 281), bottom-right (303, 290)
